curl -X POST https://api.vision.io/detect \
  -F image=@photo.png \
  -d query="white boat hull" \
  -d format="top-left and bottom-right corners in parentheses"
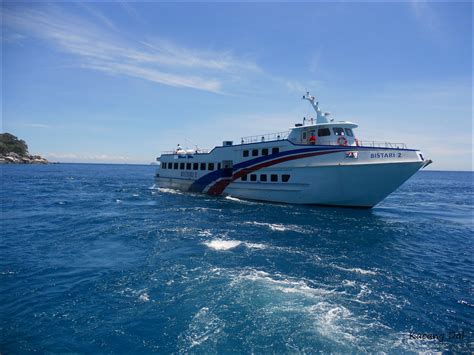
top-left (224, 161), bottom-right (423, 207)
top-left (155, 143), bottom-right (426, 208)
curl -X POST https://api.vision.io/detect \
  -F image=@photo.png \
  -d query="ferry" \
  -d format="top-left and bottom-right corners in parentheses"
top-left (155, 93), bottom-right (432, 208)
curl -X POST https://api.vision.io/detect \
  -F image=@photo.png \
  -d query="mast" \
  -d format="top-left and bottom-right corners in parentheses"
top-left (302, 91), bottom-right (329, 124)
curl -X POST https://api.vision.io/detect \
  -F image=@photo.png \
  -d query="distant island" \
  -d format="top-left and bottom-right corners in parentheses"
top-left (0, 133), bottom-right (49, 164)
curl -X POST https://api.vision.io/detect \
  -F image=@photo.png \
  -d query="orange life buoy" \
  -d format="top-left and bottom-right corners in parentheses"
top-left (337, 136), bottom-right (348, 146)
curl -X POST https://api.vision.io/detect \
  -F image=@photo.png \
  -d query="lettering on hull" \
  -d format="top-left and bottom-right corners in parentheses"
top-left (370, 152), bottom-right (402, 159)
top-left (181, 171), bottom-right (198, 178)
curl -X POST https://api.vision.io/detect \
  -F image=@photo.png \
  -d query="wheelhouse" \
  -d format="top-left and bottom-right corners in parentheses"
top-left (287, 122), bottom-right (359, 146)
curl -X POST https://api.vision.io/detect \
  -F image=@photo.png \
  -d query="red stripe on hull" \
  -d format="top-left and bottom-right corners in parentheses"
top-left (207, 178), bottom-right (232, 195)
top-left (206, 149), bottom-right (342, 196)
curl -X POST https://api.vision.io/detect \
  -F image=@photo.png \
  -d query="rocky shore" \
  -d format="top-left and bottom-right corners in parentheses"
top-left (0, 133), bottom-right (49, 164)
top-left (0, 152), bottom-right (49, 164)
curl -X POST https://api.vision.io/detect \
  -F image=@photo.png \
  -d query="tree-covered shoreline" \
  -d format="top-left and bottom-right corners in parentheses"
top-left (0, 133), bottom-right (48, 164)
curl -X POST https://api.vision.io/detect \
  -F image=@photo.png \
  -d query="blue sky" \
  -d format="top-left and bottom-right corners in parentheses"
top-left (1, 1), bottom-right (472, 170)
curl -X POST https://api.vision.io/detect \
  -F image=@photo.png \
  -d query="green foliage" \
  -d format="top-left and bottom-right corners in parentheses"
top-left (0, 133), bottom-right (29, 156)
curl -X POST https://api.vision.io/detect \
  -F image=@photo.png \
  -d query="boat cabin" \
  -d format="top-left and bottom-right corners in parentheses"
top-left (288, 122), bottom-right (358, 146)
top-left (287, 92), bottom-right (359, 146)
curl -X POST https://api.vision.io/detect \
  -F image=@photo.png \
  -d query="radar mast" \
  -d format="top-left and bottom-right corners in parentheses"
top-left (302, 91), bottom-right (330, 124)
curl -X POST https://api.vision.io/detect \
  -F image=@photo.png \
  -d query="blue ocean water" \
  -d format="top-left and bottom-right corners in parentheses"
top-left (1, 164), bottom-right (472, 353)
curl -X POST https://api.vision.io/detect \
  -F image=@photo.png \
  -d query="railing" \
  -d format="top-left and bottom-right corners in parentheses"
top-left (159, 139), bottom-right (407, 156)
top-left (357, 141), bottom-right (407, 149)
top-left (161, 148), bottom-right (211, 155)
top-left (240, 131), bottom-right (290, 144)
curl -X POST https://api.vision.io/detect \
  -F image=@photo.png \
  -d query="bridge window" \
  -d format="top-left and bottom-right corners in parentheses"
top-left (260, 174), bottom-right (267, 182)
top-left (252, 149), bottom-right (258, 157)
top-left (162, 162), bottom-right (166, 169)
top-left (272, 147), bottom-right (279, 154)
top-left (241, 174), bottom-right (247, 181)
top-left (318, 128), bottom-right (331, 137)
top-left (344, 128), bottom-right (354, 137)
top-left (271, 174), bottom-right (278, 182)
top-left (193, 163), bottom-right (199, 170)
top-left (250, 174), bottom-right (257, 182)
top-left (262, 148), bottom-right (269, 156)
top-left (282, 174), bottom-right (291, 182)
top-left (200, 163), bottom-right (206, 170)
top-left (333, 127), bottom-right (345, 136)
top-left (208, 163), bottom-right (214, 170)
top-left (180, 163), bottom-right (185, 170)
top-left (174, 162), bottom-right (178, 169)
top-left (243, 150), bottom-right (249, 157)
top-left (186, 163), bottom-right (192, 170)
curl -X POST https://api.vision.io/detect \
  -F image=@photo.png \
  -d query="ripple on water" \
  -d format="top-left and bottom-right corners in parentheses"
top-left (1, 166), bottom-right (472, 353)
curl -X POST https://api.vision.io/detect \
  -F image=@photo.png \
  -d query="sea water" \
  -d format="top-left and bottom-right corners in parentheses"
top-left (1, 164), bottom-right (472, 353)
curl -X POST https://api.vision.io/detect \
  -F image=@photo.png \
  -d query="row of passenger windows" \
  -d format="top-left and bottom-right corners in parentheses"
top-left (161, 162), bottom-right (221, 171)
top-left (240, 174), bottom-right (290, 183)
top-left (316, 127), bottom-right (353, 137)
top-left (243, 147), bottom-right (279, 158)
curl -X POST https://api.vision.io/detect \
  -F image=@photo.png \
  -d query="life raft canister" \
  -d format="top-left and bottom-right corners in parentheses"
top-left (337, 136), bottom-right (348, 146)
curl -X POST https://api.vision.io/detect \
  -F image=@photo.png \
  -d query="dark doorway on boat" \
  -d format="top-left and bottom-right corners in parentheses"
top-left (222, 160), bottom-right (233, 177)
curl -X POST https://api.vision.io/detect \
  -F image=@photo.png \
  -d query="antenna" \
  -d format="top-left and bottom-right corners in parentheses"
top-left (302, 91), bottom-right (330, 124)
top-left (302, 91), bottom-right (320, 114)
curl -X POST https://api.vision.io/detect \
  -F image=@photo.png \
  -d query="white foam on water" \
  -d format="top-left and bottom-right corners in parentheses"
top-left (164, 227), bottom-right (194, 234)
top-left (225, 195), bottom-right (241, 202)
top-left (342, 280), bottom-right (357, 287)
top-left (308, 302), bottom-right (360, 345)
top-left (138, 293), bottom-right (150, 302)
top-left (178, 307), bottom-right (224, 350)
top-left (198, 267), bottom-right (426, 352)
top-left (269, 224), bottom-right (287, 231)
top-left (203, 239), bottom-right (242, 251)
top-left (332, 265), bottom-right (378, 276)
top-left (184, 266), bottom-right (434, 353)
top-left (457, 299), bottom-right (474, 307)
top-left (132, 193), bottom-right (139, 197)
top-left (231, 269), bottom-right (334, 298)
top-left (356, 284), bottom-right (373, 302)
top-left (245, 221), bottom-right (287, 231)
top-left (244, 221), bottom-right (309, 233)
top-left (203, 239), bottom-right (268, 251)
top-left (198, 229), bottom-right (213, 237)
top-left (119, 288), bottom-right (151, 303)
top-left (157, 187), bottom-right (183, 195)
top-left (243, 242), bottom-right (267, 249)
top-left (220, 268), bottom-right (383, 350)
top-left (224, 195), bottom-right (263, 205)
top-left (115, 199), bottom-right (122, 203)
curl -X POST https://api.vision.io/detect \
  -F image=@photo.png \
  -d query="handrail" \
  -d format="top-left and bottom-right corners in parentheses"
top-left (161, 148), bottom-right (211, 155)
top-left (357, 141), bottom-right (407, 149)
top-left (240, 131), bottom-right (290, 144)
top-left (159, 139), bottom-right (408, 156)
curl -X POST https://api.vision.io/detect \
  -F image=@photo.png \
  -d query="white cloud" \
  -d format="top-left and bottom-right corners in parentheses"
top-left (2, 4), bottom-right (260, 94)
top-left (1, 32), bottom-right (27, 44)
top-left (408, 0), bottom-right (447, 42)
top-left (22, 123), bottom-right (52, 128)
top-left (75, 2), bottom-right (118, 31)
top-left (44, 152), bottom-right (147, 164)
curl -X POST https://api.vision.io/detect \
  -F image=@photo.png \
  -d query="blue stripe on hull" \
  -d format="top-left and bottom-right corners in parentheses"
top-left (188, 147), bottom-right (347, 193)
